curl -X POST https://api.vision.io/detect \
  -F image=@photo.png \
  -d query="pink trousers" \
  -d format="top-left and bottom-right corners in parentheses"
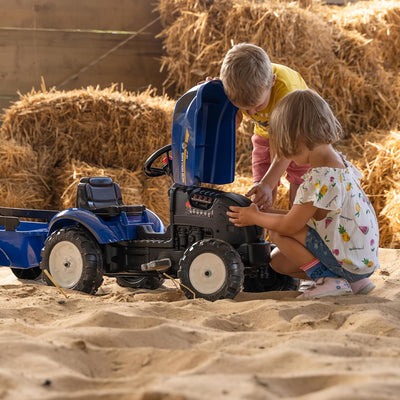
top-left (251, 134), bottom-right (310, 184)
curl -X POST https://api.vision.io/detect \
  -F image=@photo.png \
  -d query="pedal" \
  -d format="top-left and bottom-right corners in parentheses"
top-left (141, 258), bottom-right (171, 272)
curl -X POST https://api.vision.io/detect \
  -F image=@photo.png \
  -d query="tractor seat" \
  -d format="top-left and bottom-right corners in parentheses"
top-left (76, 177), bottom-right (145, 217)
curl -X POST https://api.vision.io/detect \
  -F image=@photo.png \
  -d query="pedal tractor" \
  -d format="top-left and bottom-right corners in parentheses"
top-left (0, 80), bottom-right (298, 300)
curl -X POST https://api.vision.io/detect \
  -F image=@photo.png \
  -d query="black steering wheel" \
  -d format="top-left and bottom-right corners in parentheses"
top-left (143, 144), bottom-right (173, 178)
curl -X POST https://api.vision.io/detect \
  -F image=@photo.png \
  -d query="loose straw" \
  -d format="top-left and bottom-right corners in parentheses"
top-left (43, 269), bottom-right (69, 299)
top-left (163, 272), bottom-right (196, 299)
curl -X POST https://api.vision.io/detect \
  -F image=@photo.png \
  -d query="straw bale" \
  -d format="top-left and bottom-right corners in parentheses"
top-left (235, 119), bottom-right (254, 175)
top-left (157, 0), bottom-right (400, 134)
top-left (323, 0), bottom-right (400, 71)
top-left (0, 141), bottom-right (52, 209)
top-left (354, 131), bottom-right (400, 211)
top-left (211, 174), bottom-right (254, 196)
top-left (380, 187), bottom-right (400, 248)
top-left (57, 160), bottom-right (144, 210)
top-left (0, 85), bottom-right (175, 172)
top-left (142, 175), bottom-right (173, 225)
top-left (346, 130), bottom-right (400, 248)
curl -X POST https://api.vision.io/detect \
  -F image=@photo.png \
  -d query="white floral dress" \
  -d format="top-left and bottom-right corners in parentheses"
top-left (294, 158), bottom-right (379, 275)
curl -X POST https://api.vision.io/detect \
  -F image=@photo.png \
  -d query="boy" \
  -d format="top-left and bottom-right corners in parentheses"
top-left (220, 43), bottom-right (309, 208)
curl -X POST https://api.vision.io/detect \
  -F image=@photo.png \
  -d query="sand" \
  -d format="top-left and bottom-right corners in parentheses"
top-left (1, 248), bottom-right (400, 400)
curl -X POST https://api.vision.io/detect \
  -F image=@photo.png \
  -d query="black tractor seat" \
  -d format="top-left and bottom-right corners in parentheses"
top-left (76, 177), bottom-right (145, 217)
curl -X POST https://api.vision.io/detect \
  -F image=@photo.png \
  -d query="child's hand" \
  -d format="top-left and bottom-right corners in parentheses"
top-left (227, 203), bottom-right (259, 227)
top-left (246, 182), bottom-right (274, 209)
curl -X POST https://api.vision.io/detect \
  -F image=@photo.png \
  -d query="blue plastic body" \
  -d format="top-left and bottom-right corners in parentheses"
top-left (49, 208), bottom-right (164, 244)
top-left (0, 208), bottom-right (165, 270)
top-left (0, 222), bottom-right (49, 269)
top-left (171, 79), bottom-right (238, 186)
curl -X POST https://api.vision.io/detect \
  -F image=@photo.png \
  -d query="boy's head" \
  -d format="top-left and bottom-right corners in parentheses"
top-left (270, 89), bottom-right (343, 159)
top-left (220, 43), bottom-right (275, 113)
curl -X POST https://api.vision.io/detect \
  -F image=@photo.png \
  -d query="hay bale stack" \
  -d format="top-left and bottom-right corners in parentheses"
top-left (324, 0), bottom-right (400, 71)
top-left (0, 85), bottom-right (175, 172)
top-left (142, 175), bottom-right (173, 224)
top-left (157, 0), bottom-right (400, 248)
top-left (210, 175), bottom-right (254, 196)
top-left (157, 0), bottom-right (400, 134)
top-left (57, 160), bottom-right (144, 210)
top-left (0, 84), bottom-right (175, 214)
top-left (1, 0), bottom-right (399, 248)
top-left (0, 141), bottom-right (52, 209)
top-left (348, 130), bottom-right (400, 248)
top-left (353, 131), bottom-right (399, 212)
top-left (380, 189), bottom-right (400, 248)
top-left (235, 119), bottom-right (254, 176)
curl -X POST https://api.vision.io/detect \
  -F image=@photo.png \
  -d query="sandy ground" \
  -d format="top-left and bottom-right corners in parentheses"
top-left (1, 248), bottom-right (400, 400)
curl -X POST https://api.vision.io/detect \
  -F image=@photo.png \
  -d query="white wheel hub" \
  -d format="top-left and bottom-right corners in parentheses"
top-left (189, 252), bottom-right (227, 294)
top-left (49, 241), bottom-right (83, 288)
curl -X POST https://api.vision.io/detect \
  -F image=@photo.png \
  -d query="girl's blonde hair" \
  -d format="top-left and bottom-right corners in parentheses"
top-left (270, 89), bottom-right (343, 158)
top-left (220, 43), bottom-right (274, 107)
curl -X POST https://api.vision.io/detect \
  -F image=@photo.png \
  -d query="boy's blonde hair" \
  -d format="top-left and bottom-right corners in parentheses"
top-left (270, 89), bottom-right (343, 158)
top-left (220, 43), bottom-right (274, 107)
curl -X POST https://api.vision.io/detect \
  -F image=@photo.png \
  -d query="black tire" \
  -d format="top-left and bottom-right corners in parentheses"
top-left (116, 276), bottom-right (164, 290)
top-left (11, 266), bottom-right (42, 280)
top-left (243, 264), bottom-right (300, 292)
top-left (40, 226), bottom-right (104, 294)
top-left (178, 239), bottom-right (244, 301)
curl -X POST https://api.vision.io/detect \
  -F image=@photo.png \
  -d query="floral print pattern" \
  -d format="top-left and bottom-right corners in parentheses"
top-left (295, 155), bottom-right (379, 275)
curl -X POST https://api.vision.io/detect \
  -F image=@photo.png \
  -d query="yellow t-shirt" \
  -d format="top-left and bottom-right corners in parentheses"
top-left (243, 64), bottom-right (308, 138)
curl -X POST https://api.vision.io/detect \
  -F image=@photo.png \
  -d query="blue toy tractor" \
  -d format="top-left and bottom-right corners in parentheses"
top-left (0, 80), bottom-right (298, 300)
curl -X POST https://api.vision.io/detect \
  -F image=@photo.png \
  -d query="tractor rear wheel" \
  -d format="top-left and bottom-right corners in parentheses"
top-left (41, 226), bottom-right (104, 294)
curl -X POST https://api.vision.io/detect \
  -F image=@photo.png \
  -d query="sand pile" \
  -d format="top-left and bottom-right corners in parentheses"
top-left (0, 248), bottom-right (399, 399)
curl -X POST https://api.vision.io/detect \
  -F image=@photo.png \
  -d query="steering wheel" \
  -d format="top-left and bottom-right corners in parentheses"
top-left (143, 144), bottom-right (173, 178)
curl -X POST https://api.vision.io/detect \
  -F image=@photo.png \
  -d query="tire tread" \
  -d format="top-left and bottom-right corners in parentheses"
top-left (40, 226), bottom-right (104, 294)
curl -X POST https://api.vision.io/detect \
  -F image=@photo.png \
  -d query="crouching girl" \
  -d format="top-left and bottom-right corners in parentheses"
top-left (227, 89), bottom-right (379, 299)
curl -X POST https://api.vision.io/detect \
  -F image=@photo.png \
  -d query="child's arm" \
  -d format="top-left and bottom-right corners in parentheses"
top-left (246, 155), bottom-right (291, 208)
top-left (262, 207), bottom-right (289, 215)
top-left (227, 201), bottom-right (317, 235)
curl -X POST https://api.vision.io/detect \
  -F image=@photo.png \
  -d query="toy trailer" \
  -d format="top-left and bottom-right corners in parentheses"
top-left (0, 208), bottom-right (58, 280)
top-left (0, 80), bottom-right (298, 300)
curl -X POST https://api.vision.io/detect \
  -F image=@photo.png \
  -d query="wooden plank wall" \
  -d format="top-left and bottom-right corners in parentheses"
top-left (0, 0), bottom-right (168, 114)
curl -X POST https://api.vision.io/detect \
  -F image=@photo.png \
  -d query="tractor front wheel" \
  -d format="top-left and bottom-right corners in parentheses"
top-left (178, 239), bottom-right (244, 301)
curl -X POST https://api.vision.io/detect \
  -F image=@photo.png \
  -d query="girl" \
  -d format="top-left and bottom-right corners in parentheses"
top-left (227, 89), bottom-right (379, 299)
